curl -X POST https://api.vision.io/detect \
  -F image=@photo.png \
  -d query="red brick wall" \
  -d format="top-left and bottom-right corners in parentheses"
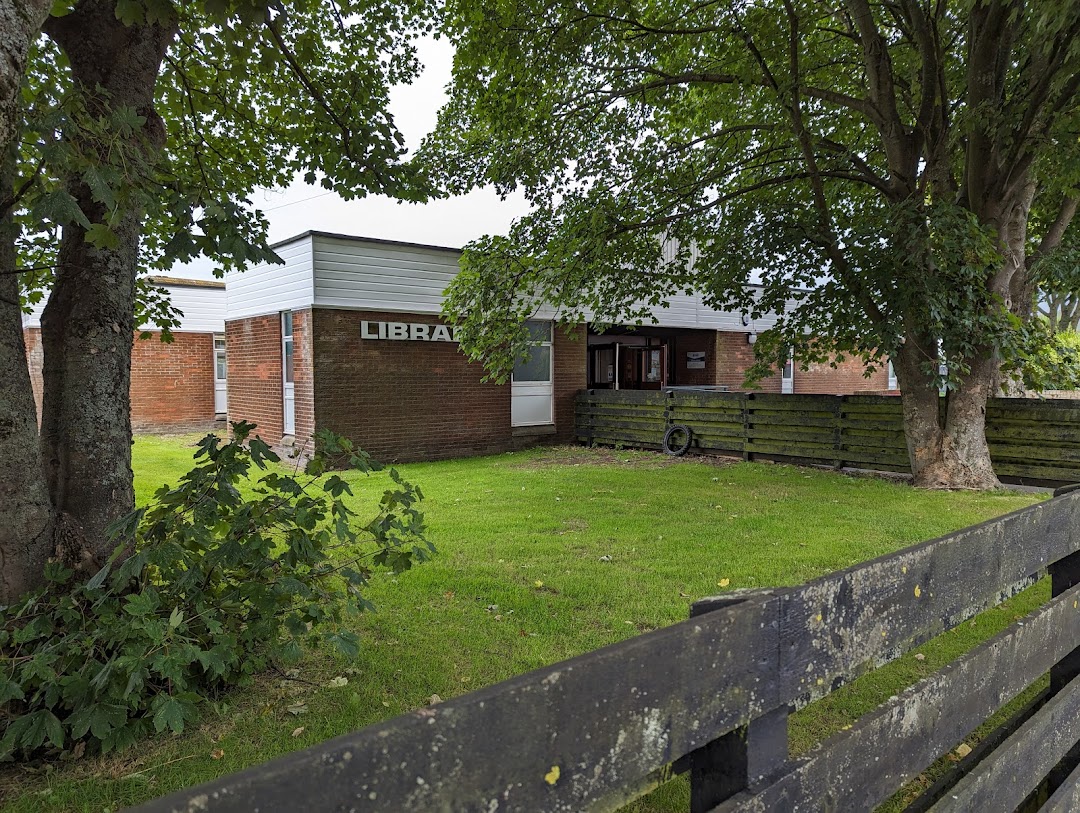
top-left (711, 332), bottom-right (890, 395)
top-left (311, 309), bottom-right (584, 463)
top-left (25, 327), bottom-right (217, 432)
top-left (130, 332), bottom-right (217, 431)
top-left (715, 331), bottom-right (783, 392)
top-left (225, 313), bottom-right (285, 446)
top-left (292, 309), bottom-right (316, 447)
top-left (552, 325), bottom-right (588, 444)
top-left (669, 330), bottom-right (719, 387)
top-left (794, 354), bottom-right (891, 394)
top-left (24, 328), bottom-right (43, 421)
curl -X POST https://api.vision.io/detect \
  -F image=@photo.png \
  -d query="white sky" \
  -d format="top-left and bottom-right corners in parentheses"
top-left (175, 37), bottom-right (529, 281)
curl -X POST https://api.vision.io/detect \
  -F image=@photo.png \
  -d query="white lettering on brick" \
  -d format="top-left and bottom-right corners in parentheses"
top-left (361, 320), bottom-right (458, 343)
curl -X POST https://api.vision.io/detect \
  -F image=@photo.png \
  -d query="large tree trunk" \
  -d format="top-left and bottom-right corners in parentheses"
top-left (893, 333), bottom-right (945, 485)
top-left (0, 0), bottom-right (52, 155)
top-left (939, 350), bottom-right (1001, 490)
top-left (0, 167), bottom-right (55, 602)
top-left (38, 1), bottom-right (175, 569)
top-left (0, 0), bottom-right (57, 603)
top-left (894, 331), bottom-right (1000, 489)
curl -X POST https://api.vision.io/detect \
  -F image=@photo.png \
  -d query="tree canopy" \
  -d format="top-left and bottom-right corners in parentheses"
top-left (423, 0), bottom-right (1080, 488)
top-left (0, 0), bottom-right (436, 602)
top-left (16, 0), bottom-right (433, 314)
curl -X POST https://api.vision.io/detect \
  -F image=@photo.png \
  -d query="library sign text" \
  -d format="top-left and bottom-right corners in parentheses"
top-left (361, 321), bottom-right (460, 342)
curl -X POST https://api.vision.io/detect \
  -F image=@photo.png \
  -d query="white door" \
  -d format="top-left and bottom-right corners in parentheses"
top-left (511, 321), bottom-right (554, 426)
top-left (213, 335), bottom-right (227, 414)
top-left (782, 349), bottom-right (794, 394)
top-left (282, 312), bottom-right (295, 435)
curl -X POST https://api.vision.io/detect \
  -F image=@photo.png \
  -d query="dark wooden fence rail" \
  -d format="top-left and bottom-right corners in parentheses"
top-left (135, 489), bottom-right (1080, 812)
top-left (575, 389), bottom-right (1080, 485)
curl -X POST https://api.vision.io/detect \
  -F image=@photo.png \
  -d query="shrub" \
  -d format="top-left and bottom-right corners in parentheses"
top-left (1020, 329), bottom-right (1080, 392)
top-left (0, 423), bottom-right (431, 759)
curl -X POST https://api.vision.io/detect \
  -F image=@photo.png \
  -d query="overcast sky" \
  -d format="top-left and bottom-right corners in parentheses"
top-left (176, 36), bottom-right (529, 281)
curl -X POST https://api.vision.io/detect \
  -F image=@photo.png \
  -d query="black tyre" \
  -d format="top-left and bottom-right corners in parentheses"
top-left (662, 424), bottom-right (692, 456)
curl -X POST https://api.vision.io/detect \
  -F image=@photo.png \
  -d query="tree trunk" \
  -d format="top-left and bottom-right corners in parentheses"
top-left (39, 1), bottom-right (175, 569)
top-left (939, 350), bottom-right (1001, 490)
top-left (0, 0), bottom-right (52, 156)
top-left (0, 0), bottom-right (56, 603)
top-left (0, 167), bottom-right (55, 602)
top-left (893, 330), bottom-right (1001, 490)
top-left (893, 333), bottom-right (945, 486)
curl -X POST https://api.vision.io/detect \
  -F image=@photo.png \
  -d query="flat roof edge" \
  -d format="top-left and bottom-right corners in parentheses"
top-left (272, 230), bottom-right (463, 255)
top-left (147, 276), bottom-right (226, 290)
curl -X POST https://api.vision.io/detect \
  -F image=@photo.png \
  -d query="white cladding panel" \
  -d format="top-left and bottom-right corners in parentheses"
top-left (225, 236), bottom-right (314, 320)
top-left (312, 235), bottom-right (462, 315)
top-left (308, 234), bottom-right (786, 329)
top-left (641, 293), bottom-right (791, 333)
top-left (21, 281), bottom-right (225, 333)
top-left (20, 299), bottom-right (45, 329)
top-left (164, 284), bottom-right (225, 333)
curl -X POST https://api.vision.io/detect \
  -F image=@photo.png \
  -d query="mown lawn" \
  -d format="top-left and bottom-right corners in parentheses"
top-left (1, 436), bottom-right (1042, 812)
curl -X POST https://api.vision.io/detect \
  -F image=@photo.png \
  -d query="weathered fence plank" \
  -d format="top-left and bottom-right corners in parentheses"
top-left (134, 594), bottom-right (781, 813)
top-left (131, 488), bottom-right (1080, 813)
top-left (777, 496), bottom-right (1080, 701)
top-left (714, 583), bottom-right (1080, 813)
top-left (576, 390), bottom-right (1080, 484)
top-left (1044, 761), bottom-right (1080, 813)
top-left (928, 673), bottom-right (1080, 812)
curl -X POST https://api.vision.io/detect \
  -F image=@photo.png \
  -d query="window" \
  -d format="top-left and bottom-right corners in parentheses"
top-left (214, 337), bottom-right (226, 382)
top-left (887, 360), bottom-right (898, 390)
top-left (511, 320), bottom-right (554, 427)
top-left (781, 347), bottom-right (794, 394)
top-left (282, 311), bottom-right (295, 384)
top-left (512, 320), bottom-right (553, 383)
top-left (282, 311), bottom-right (296, 435)
top-left (645, 348), bottom-right (664, 383)
top-left (213, 335), bottom-right (228, 414)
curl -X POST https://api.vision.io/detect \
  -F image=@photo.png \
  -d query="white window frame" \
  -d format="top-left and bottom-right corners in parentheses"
top-left (781, 348), bottom-right (795, 394)
top-left (887, 360), bottom-right (898, 390)
top-left (282, 311), bottom-right (295, 435)
top-left (213, 334), bottom-right (227, 414)
top-left (511, 320), bottom-right (554, 427)
top-left (213, 336), bottom-right (227, 382)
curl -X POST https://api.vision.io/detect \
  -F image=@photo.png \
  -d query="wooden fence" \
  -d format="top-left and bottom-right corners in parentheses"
top-left (576, 389), bottom-right (1080, 485)
top-left (135, 488), bottom-right (1080, 812)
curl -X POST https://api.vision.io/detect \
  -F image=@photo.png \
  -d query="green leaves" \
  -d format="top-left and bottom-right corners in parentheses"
top-left (68, 704), bottom-right (128, 741)
top-left (151, 695), bottom-right (198, 734)
top-left (2, 710), bottom-right (65, 752)
top-left (0, 426), bottom-right (430, 761)
top-left (426, 0), bottom-right (1080, 411)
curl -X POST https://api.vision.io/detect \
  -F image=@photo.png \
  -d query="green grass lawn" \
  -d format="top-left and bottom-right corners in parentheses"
top-left (1, 436), bottom-right (1042, 812)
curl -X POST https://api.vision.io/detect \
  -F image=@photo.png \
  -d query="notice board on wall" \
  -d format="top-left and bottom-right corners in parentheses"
top-left (686, 351), bottom-right (706, 370)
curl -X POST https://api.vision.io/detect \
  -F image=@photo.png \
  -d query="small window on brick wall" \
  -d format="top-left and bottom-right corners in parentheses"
top-left (282, 311), bottom-right (296, 435)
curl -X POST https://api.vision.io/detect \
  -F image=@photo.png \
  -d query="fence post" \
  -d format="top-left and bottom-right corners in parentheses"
top-left (833, 395), bottom-right (842, 468)
top-left (1051, 485), bottom-right (1080, 694)
top-left (1048, 484), bottom-right (1080, 794)
top-left (742, 393), bottom-right (753, 462)
top-left (686, 594), bottom-right (788, 811)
